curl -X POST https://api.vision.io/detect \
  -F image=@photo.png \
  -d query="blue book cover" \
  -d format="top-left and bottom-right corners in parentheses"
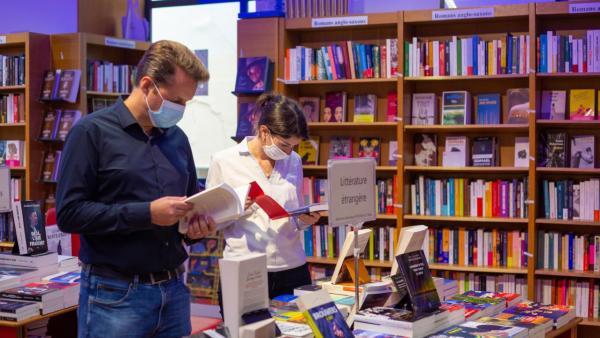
top-left (568, 234), bottom-right (574, 270)
top-left (507, 33), bottom-right (513, 74)
top-left (477, 93), bottom-right (501, 124)
top-left (321, 47), bottom-right (333, 80)
top-left (540, 34), bottom-right (547, 73)
top-left (300, 47), bottom-right (306, 80)
top-left (449, 178), bottom-right (455, 217)
top-left (472, 35), bottom-right (479, 75)
top-left (442, 180), bottom-right (448, 216)
top-left (358, 44), bottom-right (367, 79)
top-left (305, 227), bottom-right (313, 257)
top-left (306, 302), bottom-right (354, 338)
top-left (352, 43), bottom-right (362, 79)
top-left (557, 181), bottom-right (564, 220)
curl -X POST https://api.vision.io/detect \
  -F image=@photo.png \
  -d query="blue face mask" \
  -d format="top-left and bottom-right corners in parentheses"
top-left (144, 81), bottom-right (186, 128)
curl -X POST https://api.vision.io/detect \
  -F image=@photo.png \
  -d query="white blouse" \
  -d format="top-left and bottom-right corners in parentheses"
top-left (206, 137), bottom-right (306, 272)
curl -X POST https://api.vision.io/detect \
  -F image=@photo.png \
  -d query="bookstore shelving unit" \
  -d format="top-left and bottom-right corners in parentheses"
top-left (41, 33), bottom-right (149, 209)
top-left (242, 2), bottom-right (600, 330)
top-left (0, 33), bottom-right (51, 204)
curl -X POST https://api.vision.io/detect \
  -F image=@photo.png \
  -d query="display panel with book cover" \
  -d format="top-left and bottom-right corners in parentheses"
top-left (187, 235), bottom-right (223, 306)
top-left (570, 135), bottom-right (595, 168)
top-left (56, 70), bottom-right (81, 103)
top-left (393, 250), bottom-right (441, 315)
top-left (540, 90), bottom-right (566, 120)
top-left (441, 91), bottom-right (470, 125)
top-left (476, 93), bottom-right (501, 124)
top-left (298, 137), bottom-right (320, 165)
top-left (57, 110), bottom-right (82, 141)
top-left (329, 137), bottom-right (352, 159)
top-left (234, 57), bottom-right (271, 94)
top-left (296, 289), bottom-right (354, 338)
top-left (411, 93), bottom-right (436, 125)
top-left (39, 110), bottom-right (61, 140)
top-left (569, 89), bottom-right (595, 120)
top-left (538, 132), bottom-right (567, 168)
top-left (235, 103), bottom-right (258, 139)
top-left (358, 137), bottom-right (381, 164)
top-left (414, 134), bottom-right (437, 167)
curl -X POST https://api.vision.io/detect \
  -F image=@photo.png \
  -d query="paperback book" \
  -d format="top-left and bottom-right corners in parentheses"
top-left (387, 92), bottom-right (397, 122)
top-left (414, 134), bottom-right (437, 167)
top-left (540, 91), bottom-right (566, 120)
top-left (298, 137), bottom-right (320, 165)
top-left (514, 137), bottom-right (529, 168)
top-left (411, 93), bottom-right (436, 125)
top-left (329, 137), bottom-right (352, 159)
top-left (358, 137), bottom-right (381, 164)
top-left (389, 141), bottom-right (398, 166)
top-left (323, 92), bottom-right (347, 122)
top-left (354, 94), bottom-right (377, 123)
top-left (471, 137), bottom-right (497, 167)
top-left (57, 110), bottom-right (82, 142)
top-left (12, 200), bottom-right (47, 255)
top-left (296, 289), bottom-right (354, 338)
top-left (442, 136), bottom-right (469, 167)
top-left (298, 97), bottom-right (320, 123)
top-left (39, 111), bottom-right (61, 140)
top-left (476, 94), bottom-right (501, 124)
top-left (570, 135), bottom-right (595, 168)
top-left (395, 250), bottom-right (441, 315)
top-left (569, 89), bottom-right (595, 120)
top-left (442, 91), bottom-right (470, 125)
top-left (538, 132), bottom-right (567, 168)
top-left (506, 88), bottom-right (529, 124)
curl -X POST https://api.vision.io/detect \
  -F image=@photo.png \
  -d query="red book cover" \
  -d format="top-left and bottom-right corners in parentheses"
top-left (439, 42), bottom-right (445, 76)
top-left (386, 92), bottom-right (397, 122)
top-left (340, 43), bottom-right (352, 80)
top-left (312, 225), bottom-right (317, 256)
top-left (327, 46), bottom-right (338, 80)
top-left (285, 49), bottom-right (290, 80)
top-left (536, 37), bottom-right (540, 72)
top-left (584, 236), bottom-right (589, 271)
top-left (477, 197), bottom-right (483, 217)
top-left (380, 45), bottom-right (386, 78)
top-left (12, 95), bottom-right (18, 123)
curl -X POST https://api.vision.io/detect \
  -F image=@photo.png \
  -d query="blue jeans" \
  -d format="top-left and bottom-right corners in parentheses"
top-left (78, 266), bottom-right (192, 338)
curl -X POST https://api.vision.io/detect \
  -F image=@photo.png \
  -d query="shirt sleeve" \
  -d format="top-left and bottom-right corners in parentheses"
top-left (292, 156), bottom-right (312, 230)
top-left (205, 155), bottom-right (224, 189)
top-left (56, 123), bottom-right (153, 235)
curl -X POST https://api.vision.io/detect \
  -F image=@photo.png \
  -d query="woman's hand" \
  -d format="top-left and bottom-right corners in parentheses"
top-left (298, 212), bottom-right (321, 225)
top-left (244, 196), bottom-right (254, 210)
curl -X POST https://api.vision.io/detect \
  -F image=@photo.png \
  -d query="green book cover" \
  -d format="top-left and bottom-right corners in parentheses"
top-left (373, 46), bottom-right (380, 79)
top-left (404, 41), bottom-right (410, 76)
top-left (457, 38), bottom-right (462, 75)
top-left (369, 231), bottom-right (375, 261)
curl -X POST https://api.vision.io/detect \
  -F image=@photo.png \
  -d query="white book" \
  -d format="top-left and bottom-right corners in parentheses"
top-left (410, 184), bottom-right (417, 215)
top-left (448, 230), bottom-right (454, 265)
top-left (330, 228), bottom-right (372, 284)
top-left (435, 180), bottom-right (442, 216)
top-left (451, 36), bottom-right (457, 76)
top-left (220, 253), bottom-right (269, 338)
top-left (579, 39), bottom-right (584, 73)
top-left (412, 37), bottom-right (418, 77)
top-left (419, 176), bottom-right (425, 216)
top-left (477, 229), bottom-right (484, 267)
top-left (386, 39), bottom-right (391, 78)
top-left (526, 35), bottom-right (530, 74)
top-left (390, 224), bottom-right (428, 275)
top-left (389, 227), bottom-right (395, 263)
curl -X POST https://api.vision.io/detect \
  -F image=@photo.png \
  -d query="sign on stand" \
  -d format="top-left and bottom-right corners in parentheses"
top-left (326, 158), bottom-right (377, 227)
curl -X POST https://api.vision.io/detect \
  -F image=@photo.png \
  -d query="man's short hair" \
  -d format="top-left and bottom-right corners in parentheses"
top-left (134, 40), bottom-right (209, 86)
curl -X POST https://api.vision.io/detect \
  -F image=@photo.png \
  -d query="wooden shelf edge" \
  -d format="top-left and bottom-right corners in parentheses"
top-left (405, 74), bottom-right (528, 81)
top-left (404, 166), bottom-right (528, 173)
top-left (306, 257), bottom-right (392, 268)
top-left (277, 78), bottom-right (398, 85)
top-left (303, 165), bottom-right (397, 171)
top-left (86, 91), bottom-right (129, 97)
top-left (580, 319), bottom-right (600, 327)
top-left (536, 168), bottom-right (600, 174)
top-left (535, 269), bottom-right (600, 279)
top-left (429, 263), bottom-right (528, 274)
top-left (0, 85), bottom-right (25, 91)
top-left (537, 72), bottom-right (600, 78)
top-left (308, 122), bottom-right (397, 128)
top-left (404, 215), bottom-right (528, 223)
top-left (536, 219), bottom-right (600, 227)
top-left (404, 124), bottom-right (529, 132)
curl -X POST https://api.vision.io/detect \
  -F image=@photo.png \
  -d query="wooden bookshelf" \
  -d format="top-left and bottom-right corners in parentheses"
top-left (0, 85), bottom-right (26, 91)
top-left (43, 33), bottom-right (149, 210)
top-left (244, 4), bottom-right (600, 325)
top-left (306, 256), bottom-right (393, 269)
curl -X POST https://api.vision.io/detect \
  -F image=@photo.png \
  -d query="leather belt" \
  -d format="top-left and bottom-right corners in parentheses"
top-left (84, 264), bottom-right (185, 285)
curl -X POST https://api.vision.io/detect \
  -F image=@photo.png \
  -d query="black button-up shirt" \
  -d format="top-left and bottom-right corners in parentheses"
top-left (56, 99), bottom-right (198, 274)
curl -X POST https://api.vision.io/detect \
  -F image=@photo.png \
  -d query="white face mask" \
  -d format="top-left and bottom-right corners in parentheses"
top-left (262, 132), bottom-right (290, 161)
top-left (144, 81), bottom-right (185, 128)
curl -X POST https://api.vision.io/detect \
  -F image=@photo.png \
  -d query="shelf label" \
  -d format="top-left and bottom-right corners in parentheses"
top-left (432, 8), bottom-right (494, 21)
top-left (0, 36), bottom-right (6, 44)
top-left (312, 16), bottom-right (368, 28)
top-left (104, 37), bottom-right (136, 49)
top-left (569, 2), bottom-right (600, 14)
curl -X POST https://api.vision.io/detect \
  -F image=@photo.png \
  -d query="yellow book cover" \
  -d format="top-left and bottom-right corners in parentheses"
top-left (297, 136), bottom-right (320, 165)
top-left (429, 229), bottom-right (435, 262)
top-left (569, 89), bottom-right (595, 120)
top-left (454, 179), bottom-right (460, 216)
top-left (458, 179), bottom-right (464, 217)
top-left (429, 41), bottom-right (434, 74)
top-left (458, 227), bottom-right (465, 266)
top-left (327, 226), bottom-right (334, 259)
top-left (443, 228), bottom-right (450, 262)
top-left (492, 229), bottom-right (498, 267)
top-left (501, 36), bottom-right (507, 73)
top-left (487, 41), bottom-right (494, 75)
top-left (369, 231), bottom-right (374, 261)
top-left (485, 182), bottom-right (492, 217)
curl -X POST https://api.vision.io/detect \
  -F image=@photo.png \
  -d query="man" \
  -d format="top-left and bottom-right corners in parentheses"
top-left (56, 40), bottom-right (216, 338)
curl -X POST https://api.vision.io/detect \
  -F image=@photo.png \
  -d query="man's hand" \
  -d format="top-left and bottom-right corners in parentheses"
top-left (244, 196), bottom-right (254, 210)
top-left (186, 214), bottom-right (216, 239)
top-left (150, 196), bottom-right (192, 226)
top-left (298, 212), bottom-right (321, 225)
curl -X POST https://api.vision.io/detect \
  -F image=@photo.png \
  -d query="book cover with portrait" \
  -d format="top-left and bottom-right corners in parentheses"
top-left (235, 57), bottom-right (271, 94)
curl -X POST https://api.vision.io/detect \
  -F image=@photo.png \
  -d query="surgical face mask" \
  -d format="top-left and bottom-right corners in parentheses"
top-left (263, 132), bottom-right (290, 161)
top-left (144, 81), bottom-right (185, 128)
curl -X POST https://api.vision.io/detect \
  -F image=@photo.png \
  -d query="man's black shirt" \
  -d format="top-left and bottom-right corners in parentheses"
top-left (56, 99), bottom-right (198, 274)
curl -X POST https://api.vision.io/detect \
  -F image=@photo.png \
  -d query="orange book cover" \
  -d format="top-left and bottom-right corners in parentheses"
top-left (443, 228), bottom-right (450, 263)
top-left (285, 49), bottom-right (290, 80)
top-left (507, 231), bottom-right (513, 268)
top-left (492, 229), bottom-right (498, 267)
top-left (485, 182), bottom-right (493, 217)
top-left (454, 179), bottom-right (461, 216)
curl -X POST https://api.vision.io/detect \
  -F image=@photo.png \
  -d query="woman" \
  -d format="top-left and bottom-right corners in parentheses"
top-left (207, 93), bottom-right (320, 299)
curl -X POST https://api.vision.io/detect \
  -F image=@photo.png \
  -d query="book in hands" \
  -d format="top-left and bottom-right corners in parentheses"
top-left (179, 181), bottom-right (328, 233)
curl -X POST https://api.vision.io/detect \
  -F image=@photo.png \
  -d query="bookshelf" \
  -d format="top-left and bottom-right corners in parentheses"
top-left (41, 33), bottom-right (149, 209)
top-left (0, 33), bottom-right (50, 205)
top-left (242, 2), bottom-right (600, 328)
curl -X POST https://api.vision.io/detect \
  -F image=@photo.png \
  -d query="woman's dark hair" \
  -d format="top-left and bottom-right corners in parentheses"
top-left (255, 93), bottom-right (309, 139)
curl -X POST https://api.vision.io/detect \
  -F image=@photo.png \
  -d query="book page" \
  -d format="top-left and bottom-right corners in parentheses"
top-left (391, 225), bottom-right (428, 275)
top-left (178, 183), bottom-right (243, 233)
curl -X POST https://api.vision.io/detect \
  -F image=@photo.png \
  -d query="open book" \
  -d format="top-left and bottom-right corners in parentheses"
top-left (179, 181), bottom-right (327, 233)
